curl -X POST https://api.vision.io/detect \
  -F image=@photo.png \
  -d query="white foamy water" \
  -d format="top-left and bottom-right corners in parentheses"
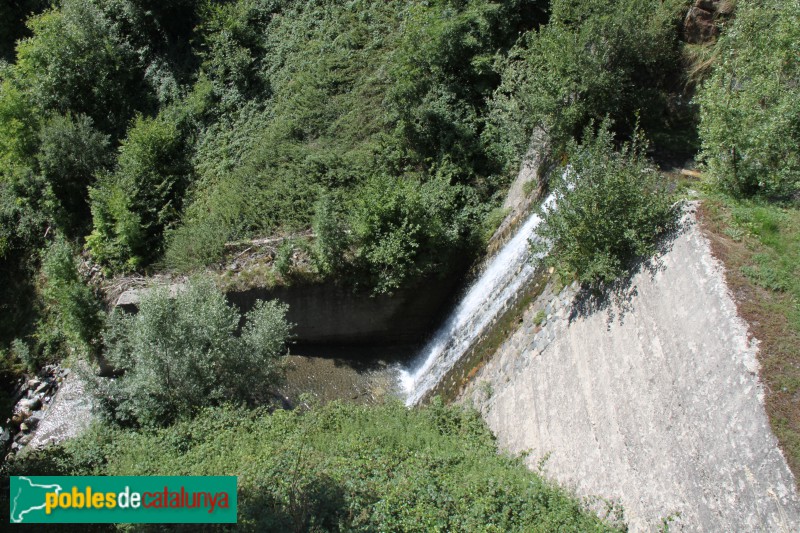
top-left (400, 194), bottom-right (555, 405)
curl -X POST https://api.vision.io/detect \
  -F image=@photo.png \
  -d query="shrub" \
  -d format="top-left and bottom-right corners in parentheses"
top-left (311, 191), bottom-right (349, 277)
top-left (538, 122), bottom-right (678, 285)
top-left (96, 277), bottom-right (291, 426)
top-left (698, 0), bottom-right (800, 198)
top-left (37, 113), bottom-right (111, 237)
top-left (484, 0), bottom-right (685, 174)
top-left (349, 174), bottom-right (480, 294)
top-left (163, 218), bottom-right (230, 272)
top-left (39, 238), bottom-right (104, 361)
top-left (10, 337), bottom-right (36, 372)
top-left (10, 401), bottom-right (621, 532)
top-left (14, 1), bottom-right (151, 136)
top-left (86, 111), bottom-right (192, 272)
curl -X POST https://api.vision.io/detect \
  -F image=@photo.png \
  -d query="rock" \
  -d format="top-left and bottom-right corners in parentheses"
top-left (17, 433), bottom-right (33, 446)
top-left (26, 412), bottom-right (43, 430)
top-left (116, 289), bottom-right (141, 309)
top-left (34, 381), bottom-right (51, 395)
top-left (11, 410), bottom-right (30, 426)
top-left (20, 423), bottom-right (29, 432)
top-left (27, 378), bottom-right (40, 389)
top-left (684, 2), bottom-right (719, 44)
top-left (0, 427), bottom-right (10, 446)
top-left (19, 397), bottom-right (41, 411)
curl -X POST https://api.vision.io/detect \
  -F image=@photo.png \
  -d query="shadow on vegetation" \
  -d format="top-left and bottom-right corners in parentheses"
top-left (568, 206), bottom-right (692, 328)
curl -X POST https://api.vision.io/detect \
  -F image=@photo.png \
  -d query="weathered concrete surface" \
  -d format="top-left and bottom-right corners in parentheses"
top-left (462, 204), bottom-right (800, 532)
top-left (117, 275), bottom-right (463, 345)
top-left (26, 370), bottom-right (93, 450)
top-left (487, 126), bottom-right (552, 255)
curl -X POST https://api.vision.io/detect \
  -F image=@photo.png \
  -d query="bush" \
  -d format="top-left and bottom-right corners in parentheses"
top-left (484, 0), bottom-right (685, 174)
top-left (87, 111), bottom-right (192, 272)
top-left (698, 0), bottom-right (800, 198)
top-left (37, 113), bottom-right (111, 237)
top-left (538, 122), bottom-right (678, 285)
top-left (14, 1), bottom-right (151, 136)
top-left (96, 277), bottom-right (291, 426)
top-left (9, 401), bottom-right (621, 532)
top-left (349, 173), bottom-right (481, 294)
top-left (39, 238), bottom-right (104, 361)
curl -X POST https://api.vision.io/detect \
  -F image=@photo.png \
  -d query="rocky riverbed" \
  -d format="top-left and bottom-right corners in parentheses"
top-left (2, 364), bottom-right (93, 460)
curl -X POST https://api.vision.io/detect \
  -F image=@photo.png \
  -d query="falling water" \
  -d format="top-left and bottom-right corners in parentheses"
top-left (400, 194), bottom-right (555, 406)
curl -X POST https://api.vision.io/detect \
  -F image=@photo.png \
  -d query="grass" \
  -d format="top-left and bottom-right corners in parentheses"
top-left (5, 402), bottom-right (621, 532)
top-left (696, 191), bottom-right (800, 483)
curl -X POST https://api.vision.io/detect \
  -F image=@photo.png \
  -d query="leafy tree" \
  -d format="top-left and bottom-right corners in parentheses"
top-left (39, 238), bottom-right (104, 360)
top-left (96, 277), bottom-right (291, 426)
top-left (538, 122), bottom-right (678, 285)
top-left (87, 111), bottom-right (192, 271)
top-left (698, 0), bottom-right (800, 198)
top-left (37, 114), bottom-right (112, 237)
top-left (14, 1), bottom-right (152, 136)
top-left (485, 0), bottom-right (685, 175)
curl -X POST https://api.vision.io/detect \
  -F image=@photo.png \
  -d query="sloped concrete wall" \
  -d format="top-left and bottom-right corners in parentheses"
top-left (461, 204), bottom-right (800, 532)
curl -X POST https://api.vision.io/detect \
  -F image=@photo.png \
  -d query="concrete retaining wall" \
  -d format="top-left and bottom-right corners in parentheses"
top-left (461, 204), bottom-right (800, 532)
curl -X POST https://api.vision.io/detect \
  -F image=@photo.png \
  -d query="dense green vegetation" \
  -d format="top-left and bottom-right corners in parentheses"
top-left (537, 123), bottom-right (678, 285)
top-left (93, 278), bottom-right (291, 427)
top-left (2, 0), bottom-right (800, 526)
top-left (485, 0), bottom-right (689, 174)
top-left (7, 401), bottom-right (620, 532)
top-left (698, 0), bottom-right (800, 198)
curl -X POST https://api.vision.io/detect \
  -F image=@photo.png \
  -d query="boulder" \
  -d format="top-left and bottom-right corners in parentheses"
top-left (18, 397), bottom-right (41, 411)
top-left (684, 6), bottom-right (717, 44)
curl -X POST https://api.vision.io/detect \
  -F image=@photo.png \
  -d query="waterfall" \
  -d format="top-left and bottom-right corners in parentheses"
top-left (400, 193), bottom-right (555, 406)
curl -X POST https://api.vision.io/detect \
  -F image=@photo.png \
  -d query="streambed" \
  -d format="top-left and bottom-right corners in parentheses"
top-left (279, 345), bottom-right (413, 406)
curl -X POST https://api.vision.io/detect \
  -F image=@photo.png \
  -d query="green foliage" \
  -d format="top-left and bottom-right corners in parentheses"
top-left (11, 401), bottom-right (620, 532)
top-left (273, 240), bottom-right (294, 279)
top-left (539, 123), bottom-right (678, 285)
top-left (15, 1), bottom-right (151, 135)
top-left (87, 111), bottom-right (192, 271)
top-left (10, 337), bottom-right (36, 372)
top-left (96, 277), bottom-right (291, 427)
top-left (311, 191), bottom-right (348, 277)
top-left (37, 114), bottom-right (111, 237)
top-left (39, 238), bottom-right (104, 360)
top-left (485, 0), bottom-right (685, 174)
top-left (167, 0), bottom-right (537, 288)
top-left (349, 174), bottom-right (481, 293)
top-left (698, 0), bottom-right (800, 198)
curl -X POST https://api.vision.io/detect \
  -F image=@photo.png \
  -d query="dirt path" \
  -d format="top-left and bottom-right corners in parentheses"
top-left (462, 203), bottom-right (800, 531)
